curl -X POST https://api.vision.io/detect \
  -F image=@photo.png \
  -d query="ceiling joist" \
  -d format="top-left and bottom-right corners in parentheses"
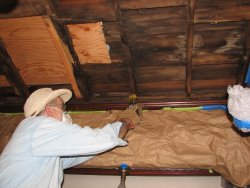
top-left (186, 0), bottom-right (196, 97)
top-left (114, 0), bottom-right (137, 95)
top-left (50, 17), bottom-right (92, 100)
top-left (0, 42), bottom-right (30, 99)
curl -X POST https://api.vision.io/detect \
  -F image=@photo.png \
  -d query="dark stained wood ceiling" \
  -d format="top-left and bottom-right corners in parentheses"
top-left (0, 0), bottom-right (250, 112)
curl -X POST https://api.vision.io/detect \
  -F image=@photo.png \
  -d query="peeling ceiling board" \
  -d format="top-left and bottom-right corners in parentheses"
top-left (0, 16), bottom-right (82, 98)
top-left (67, 22), bottom-right (111, 64)
top-left (0, 16), bottom-right (68, 85)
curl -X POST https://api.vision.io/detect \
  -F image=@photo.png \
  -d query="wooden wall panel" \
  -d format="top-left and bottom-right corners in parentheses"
top-left (0, 16), bottom-right (70, 85)
top-left (67, 22), bottom-right (111, 64)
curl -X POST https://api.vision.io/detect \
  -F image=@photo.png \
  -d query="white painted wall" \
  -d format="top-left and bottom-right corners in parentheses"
top-left (62, 174), bottom-right (222, 188)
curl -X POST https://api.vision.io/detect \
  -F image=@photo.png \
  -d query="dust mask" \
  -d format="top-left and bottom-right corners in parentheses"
top-left (51, 106), bottom-right (72, 124)
top-left (62, 111), bottom-right (72, 124)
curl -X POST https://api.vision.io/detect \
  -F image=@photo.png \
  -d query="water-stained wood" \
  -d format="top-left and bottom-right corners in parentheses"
top-left (0, 0), bottom-right (250, 110)
top-left (52, 0), bottom-right (116, 21)
top-left (195, 0), bottom-right (250, 23)
top-left (120, 0), bottom-right (188, 10)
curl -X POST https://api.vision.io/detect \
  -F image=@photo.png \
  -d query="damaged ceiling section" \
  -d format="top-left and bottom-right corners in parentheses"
top-left (0, 0), bottom-right (250, 112)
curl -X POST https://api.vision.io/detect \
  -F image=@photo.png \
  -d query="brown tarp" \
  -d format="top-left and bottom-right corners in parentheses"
top-left (0, 109), bottom-right (250, 187)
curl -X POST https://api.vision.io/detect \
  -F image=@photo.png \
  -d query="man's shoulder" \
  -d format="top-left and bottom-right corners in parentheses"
top-left (17, 116), bottom-right (48, 130)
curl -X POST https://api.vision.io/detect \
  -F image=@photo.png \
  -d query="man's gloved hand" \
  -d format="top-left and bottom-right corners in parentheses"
top-left (117, 104), bottom-right (143, 129)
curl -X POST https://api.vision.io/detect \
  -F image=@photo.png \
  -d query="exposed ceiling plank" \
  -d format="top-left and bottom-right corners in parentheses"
top-left (192, 79), bottom-right (236, 90)
top-left (51, 0), bottom-right (117, 22)
top-left (194, 4), bottom-right (250, 24)
top-left (114, 0), bottom-right (137, 95)
top-left (67, 23), bottom-right (111, 64)
top-left (185, 0), bottom-right (196, 97)
top-left (120, 0), bottom-right (188, 10)
top-left (0, 42), bottom-right (30, 99)
top-left (49, 16), bottom-right (92, 101)
top-left (0, 0), bottom-right (48, 19)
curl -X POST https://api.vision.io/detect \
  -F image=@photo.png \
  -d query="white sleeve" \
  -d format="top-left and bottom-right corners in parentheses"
top-left (31, 118), bottom-right (127, 157)
top-left (61, 155), bottom-right (95, 169)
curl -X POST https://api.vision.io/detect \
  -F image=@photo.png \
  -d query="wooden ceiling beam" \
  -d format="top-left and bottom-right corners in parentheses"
top-left (185, 0), bottom-right (196, 97)
top-left (113, 0), bottom-right (137, 96)
top-left (48, 16), bottom-right (92, 101)
top-left (0, 42), bottom-right (30, 99)
top-left (0, 99), bottom-right (227, 113)
top-left (236, 21), bottom-right (250, 85)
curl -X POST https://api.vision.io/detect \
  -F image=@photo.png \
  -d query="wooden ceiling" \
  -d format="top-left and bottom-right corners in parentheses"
top-left (0, 0), bottom-right (250, 112)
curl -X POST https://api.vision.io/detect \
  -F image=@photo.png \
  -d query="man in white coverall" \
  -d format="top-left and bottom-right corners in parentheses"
top-left (0, 88), bottom-right (137, 188)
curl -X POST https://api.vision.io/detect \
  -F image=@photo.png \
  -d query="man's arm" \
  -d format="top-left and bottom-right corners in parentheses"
top-left (32, 118), bottom-right (128, 157)
top-left (118, 118), bottom-right (134, 139)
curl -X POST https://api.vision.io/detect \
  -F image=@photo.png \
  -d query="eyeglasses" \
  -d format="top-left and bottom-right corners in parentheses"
top-left (48, 103), bottom-right (66, 111)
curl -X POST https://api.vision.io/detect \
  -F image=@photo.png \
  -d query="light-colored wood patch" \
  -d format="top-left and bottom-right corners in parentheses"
top-left (0, 16), bottom-right (69, 85)
top-left (67, 22), bottom-right (111, 64)
top-left (0, 75), bottom-right (11, 87)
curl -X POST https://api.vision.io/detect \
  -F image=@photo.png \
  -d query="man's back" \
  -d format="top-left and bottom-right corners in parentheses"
top-left (0, 116), bottom-right (63, 188)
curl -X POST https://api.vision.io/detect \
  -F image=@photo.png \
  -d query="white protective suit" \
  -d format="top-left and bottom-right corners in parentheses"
top-left (0, 116), bottom-right (127, 188)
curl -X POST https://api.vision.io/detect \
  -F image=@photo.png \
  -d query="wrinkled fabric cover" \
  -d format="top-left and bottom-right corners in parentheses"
top-left (0, 110), bottom-right (250, 187)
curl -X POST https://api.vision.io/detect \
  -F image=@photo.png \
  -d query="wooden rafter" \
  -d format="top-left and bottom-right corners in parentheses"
top-left (186, 0), bottom-right (196, 97)
top-left (236, 21), bottom-right (250, 85)
top-left (0, 42), bottom-right (30, 99)
top-left (113, 0), bottom-right (137, 95)
top-left (49, 16), bottom-right (92, 101)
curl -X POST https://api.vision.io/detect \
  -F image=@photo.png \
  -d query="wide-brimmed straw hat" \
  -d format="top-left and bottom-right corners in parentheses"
top-left (24, 88), bottom-right (72, 117)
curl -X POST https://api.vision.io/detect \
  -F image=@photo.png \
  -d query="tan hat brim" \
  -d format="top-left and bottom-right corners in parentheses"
top-left (24, 88), bottom-right (72, 117)
top-left (43, 89), bottom-right (72, 107)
